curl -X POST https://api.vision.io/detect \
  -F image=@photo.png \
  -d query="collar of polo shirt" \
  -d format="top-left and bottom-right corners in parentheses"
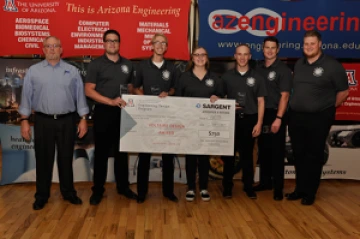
top-left (148, 57), bottom-right (167, 70)
top-left (234, 68), bottom-right (252, 77)
top-left (304, 52), bottom-right (325, 66)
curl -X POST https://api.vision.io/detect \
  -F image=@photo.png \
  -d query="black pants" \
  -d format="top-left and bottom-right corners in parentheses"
top-left (288, 107), bottom-right (335, 198)
top-left (92, 105), bottom-right (130, 195)
top-left (137, 153), bottom-right (175, 197)
top-left (257, 109), bottom-right (286, 191)
top-left (185, 155), bottom-right (210, 191)
top-left (34, 112), bottom-right (77, 200)
top-left (222, 114), bottom-right (257, 191)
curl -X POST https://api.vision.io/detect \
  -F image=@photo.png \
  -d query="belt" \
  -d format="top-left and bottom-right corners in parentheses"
top-left (35, 111), bottom-right (75, 119)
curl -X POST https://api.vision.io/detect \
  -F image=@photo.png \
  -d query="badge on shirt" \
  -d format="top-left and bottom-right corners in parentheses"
top-left (121, 65), bottom-right (129, 74)
top-left (246, 77), bottom-right (255, 87)
top-left (268, 71), bottom-right (276, 81)
top-left (313, 67), bottom-right (324, 77)
top-left (162, 70), bottom-right (170, 80)
top-left (205, 79), bottom-right (214, 87)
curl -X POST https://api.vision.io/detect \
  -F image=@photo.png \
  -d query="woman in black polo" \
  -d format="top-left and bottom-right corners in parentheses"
top-left (176, 47), bottom-right (224, 202)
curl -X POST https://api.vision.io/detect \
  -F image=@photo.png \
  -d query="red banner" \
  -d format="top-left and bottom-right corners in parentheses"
top-left (0, 0), bottom-right (191, 60)
top-left (336, 63), bottom-right (360, 121)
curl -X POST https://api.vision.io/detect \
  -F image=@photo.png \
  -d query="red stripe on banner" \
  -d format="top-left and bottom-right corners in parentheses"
top-left (336, 63), bottom-right (360, 121)
top-left (0, 0), bottom-right (191, 60)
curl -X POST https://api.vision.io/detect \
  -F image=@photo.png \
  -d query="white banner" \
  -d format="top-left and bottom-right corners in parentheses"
top-left (120, 95), bottom-right (236, 156)
top-left (1, 123), bottom-right (360, 184)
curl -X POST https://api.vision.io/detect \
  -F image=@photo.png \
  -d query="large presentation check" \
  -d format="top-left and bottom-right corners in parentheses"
top-left (120, 95), bottom-right (235, 155)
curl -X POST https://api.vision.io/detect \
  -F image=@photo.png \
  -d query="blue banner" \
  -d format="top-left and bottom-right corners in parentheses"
top-left (198, 0), bottom-right (360, 59)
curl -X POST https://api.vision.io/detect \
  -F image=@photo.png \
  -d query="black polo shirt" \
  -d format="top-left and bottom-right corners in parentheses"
top-left (290, 54), bottom-right (349, 112)
top-left (222, 68), bottom-right (267, 115)
top-left (175, 70), bottom-right (224, 98)
top-left (256, 58), bottom-right (292, 109)
top-left (133, 58), bottom-right (177, 95)
top-left (85, 54), bottom-right (133, 99)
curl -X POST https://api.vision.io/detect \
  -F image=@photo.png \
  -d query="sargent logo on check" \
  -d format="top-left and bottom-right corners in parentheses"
top-left (127, 98), bottom-right (135, 107)
top-left (202, 103), bottom-right (231, 109)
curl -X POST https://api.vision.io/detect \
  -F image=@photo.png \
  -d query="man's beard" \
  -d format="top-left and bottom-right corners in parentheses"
top-left (304, 49), bottom-right (320, 59)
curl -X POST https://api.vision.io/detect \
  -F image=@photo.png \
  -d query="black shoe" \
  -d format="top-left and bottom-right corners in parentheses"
top-left (285, 191), bottom-right (305, 201)
top-left (137, 195), bottom-right (146, 204)
top-left (301, 196), bottom-right (315, 205)
top-left (245, 190), bottom-right (257, 199)
top-left (33, 199), bottom-right (48, 210)
top-left (253, 184), bottom-right (272, 192)
top-left (273, 191), bottom-right (283, 201)
top-left (118, 188), bottom-right (138, 200)
top-left (89, 193), bottom-right (103, 205)
top-left (164, 193), bottom-right (179, 202)
top-left (223, 188), bottom-right (232, 198)
top-left (64, 195), bottom-right (82, 205)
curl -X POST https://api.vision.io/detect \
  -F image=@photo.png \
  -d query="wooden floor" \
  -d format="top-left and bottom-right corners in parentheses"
top-left (0, 180), bottom-right (359, 239)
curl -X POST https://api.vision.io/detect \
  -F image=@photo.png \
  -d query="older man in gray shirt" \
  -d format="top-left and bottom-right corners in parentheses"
top-left (19, 36), bottom-right (89, 210)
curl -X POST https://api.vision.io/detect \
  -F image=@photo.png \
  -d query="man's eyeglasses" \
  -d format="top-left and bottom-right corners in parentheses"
top-left (153, 41), bottom-right (167, 46)
top-left (104, 39), bottom-right (120, 43)
top-left (193, 53), bottom-right (207, 58)
top-left (44, 44), bottom-right (61, 49)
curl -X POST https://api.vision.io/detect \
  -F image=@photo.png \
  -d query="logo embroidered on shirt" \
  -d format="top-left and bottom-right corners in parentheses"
top-left (121, 65), bottom-right (129, 74)
top-left (162, 70), bottom-right (170, 80)
top-left (313, 67), bottom-right (324, 77)
top-left (205, 79), bottom-right (214, 87)
top-left (268, 71), bottom-right (276, 81)
top-left (246, 77), bottom-right (255, 87)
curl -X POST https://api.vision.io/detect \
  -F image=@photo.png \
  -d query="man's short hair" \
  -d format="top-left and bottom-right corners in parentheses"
top-left (304, 30), bottom-right (322, 41)
top-left (151, 33), bottom-right (168, 45)
top-left (103, 29), bottom-right (121, 42)
top-left (43, 36), bottom-right (61, 46)
top-left (235, 43), bottom-right (251, 53)
top-left (263, 36), bottom-right (279, 48)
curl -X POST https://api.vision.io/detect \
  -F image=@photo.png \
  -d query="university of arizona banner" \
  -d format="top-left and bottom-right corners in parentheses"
top-left (198, 0), bottom-right (360, 59)
top-left (0, 0), bottom-right (191, 60)
top-left (336, 63), bottom-right (360, 121)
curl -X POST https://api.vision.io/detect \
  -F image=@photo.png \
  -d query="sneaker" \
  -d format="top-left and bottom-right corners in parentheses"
top-left (200, 190), bottom-right (210, 201)
top-left (186, 190), bottom-right (195, 202)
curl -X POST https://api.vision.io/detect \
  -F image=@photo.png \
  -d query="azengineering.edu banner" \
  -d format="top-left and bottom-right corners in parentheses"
top-left (0, 0), bottom-right (191, 60)
top-left (198, 0), bottom-right (360, 59)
